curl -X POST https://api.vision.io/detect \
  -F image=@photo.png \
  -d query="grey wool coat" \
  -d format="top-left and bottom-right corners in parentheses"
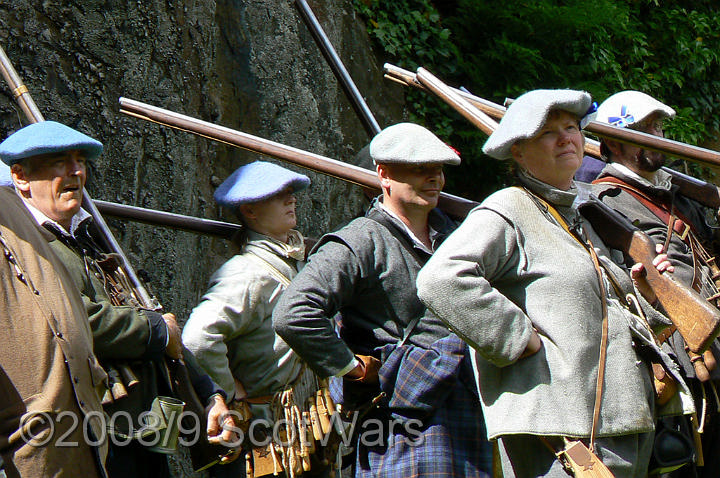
top-left (417, 174), bottom-right (693, 440)
top-left (183, 230), bottom-right (305, 401)
top-left (272, 200), bottom-right (458, 378)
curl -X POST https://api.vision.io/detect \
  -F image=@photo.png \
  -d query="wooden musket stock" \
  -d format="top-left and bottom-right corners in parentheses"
top-left (118, 97), bottom-right (479, 220)
top-left (579, 197), bottom-right (720, 353)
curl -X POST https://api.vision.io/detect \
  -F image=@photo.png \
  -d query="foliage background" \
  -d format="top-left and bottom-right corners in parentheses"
top-left (354, 0), bottom-right (720, 200)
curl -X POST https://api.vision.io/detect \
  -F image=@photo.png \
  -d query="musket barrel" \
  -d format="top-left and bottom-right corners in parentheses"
top-left (385, 63), bottom-right (720, 169)
top-left (294, 0), bottom-right (381, 136)
top-left (585, 121), bottom-right (720, 168)
top-left (94, 199), bottom-right (242, 238)
top-left (119, 97), bottom-right (478, 219)
top-left (384, 64), bottom-right (506, 120)
top-left (120, 97), bottom-right (377, 188)
top-left (0, 46), bottom-right (44, 122)
top-left (385, 63), bottom-right (599, 158)
top-left (415, 67), bottom-right (498, 136)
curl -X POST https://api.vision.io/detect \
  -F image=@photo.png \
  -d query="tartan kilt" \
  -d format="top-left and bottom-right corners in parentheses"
top-left (351, 333), bottom-right (492, 478)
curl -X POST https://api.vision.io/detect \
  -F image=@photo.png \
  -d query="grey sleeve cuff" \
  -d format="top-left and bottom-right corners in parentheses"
top-left (336, 358), bottom-right (360, 377)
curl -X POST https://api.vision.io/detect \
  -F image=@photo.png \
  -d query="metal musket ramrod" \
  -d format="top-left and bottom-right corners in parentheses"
top-left (93, 200), bottom-right (241, 238)
top-left (294, 0), bottom-right (381, 137)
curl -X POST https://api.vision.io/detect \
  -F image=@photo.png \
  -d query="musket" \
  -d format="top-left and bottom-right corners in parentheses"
top-left (118, 97), bottom-right (479, 220)
top-left (415, 67), bottom-right (499, 136)
top-left (0, 44), bottom-right (157, 309)
top-left (657, 167), bottom-right (720, 209)
top-left (94, 200), bottom-right (242, 238)
top-left (385, 63), bottom-right (720, 167)
top-left (579, 195), bottom-right (720, 353)
top-left (384, 63), bottom-right (720, 207)
top-left (293, 0), bottom-right (381, 137)
top-left (401, 65), bottom-right (720, 353)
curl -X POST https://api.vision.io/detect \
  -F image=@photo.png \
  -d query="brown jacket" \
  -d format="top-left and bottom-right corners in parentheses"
top-left (0, 187), bottom-right (108, 477)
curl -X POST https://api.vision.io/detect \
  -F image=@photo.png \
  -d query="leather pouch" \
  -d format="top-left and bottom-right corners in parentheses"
top-left (250, 443), bottom-right (283, 477)
top-left (648, 419), bottom-right (695, 475)
top-left (557, 440), bottom-right (615, 478)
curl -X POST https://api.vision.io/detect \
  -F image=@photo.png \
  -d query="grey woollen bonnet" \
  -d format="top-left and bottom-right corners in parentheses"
top-left (369, 123), bottom-right (461, 165)
top-left (482, 89), bottom-right (592, 160)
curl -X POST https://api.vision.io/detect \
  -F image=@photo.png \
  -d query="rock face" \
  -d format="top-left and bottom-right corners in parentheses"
top-left (0, 0), bottom-right (404, 323)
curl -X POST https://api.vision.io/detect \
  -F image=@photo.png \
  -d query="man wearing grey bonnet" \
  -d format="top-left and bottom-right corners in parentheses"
top-left (273, 123), bottom-right (491, 477)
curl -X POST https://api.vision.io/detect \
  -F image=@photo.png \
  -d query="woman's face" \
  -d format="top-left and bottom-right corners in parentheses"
top-left (510, 109), bottom-right (585, 190)
top-left (242, 187), bottom-right (298, 241)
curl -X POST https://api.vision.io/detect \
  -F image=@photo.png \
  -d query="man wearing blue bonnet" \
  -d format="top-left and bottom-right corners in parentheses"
top-left (0, 124), bottom-right (108, 477)
top-left (273, 123), bottom-right (491, 477)
top-left (592, 90), bottom-right (719, 476)
top-left (183, 160), bottom-right (337, 477)
top-left (0, 120), bottom-right (235, 478)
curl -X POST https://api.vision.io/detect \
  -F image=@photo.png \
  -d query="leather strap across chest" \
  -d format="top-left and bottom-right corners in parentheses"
top-left (593, 176), bottom-right (695, 242)
top-left (593, 174), bottom-right (711, 295)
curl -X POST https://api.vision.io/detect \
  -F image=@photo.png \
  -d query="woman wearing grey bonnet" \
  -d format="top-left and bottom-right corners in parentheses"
top-left (417, 89), bottom-right (694, 477)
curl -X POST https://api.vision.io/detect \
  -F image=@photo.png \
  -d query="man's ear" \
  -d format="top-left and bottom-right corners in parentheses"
top-left (10, 164), bottom-right (31, 193)
top-left (376, 163), bottom-right (392, 189)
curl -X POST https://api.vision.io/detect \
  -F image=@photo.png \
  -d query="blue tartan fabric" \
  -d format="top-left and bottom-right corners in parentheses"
top-left (353, 334), bottom-right (491, 478)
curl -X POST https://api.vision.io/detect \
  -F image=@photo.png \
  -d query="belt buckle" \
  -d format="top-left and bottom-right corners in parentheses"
top-left (677, 222), bottom-right (691, 241)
